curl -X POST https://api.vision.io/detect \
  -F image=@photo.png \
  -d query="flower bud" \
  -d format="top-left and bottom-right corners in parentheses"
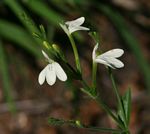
top-left (43, 41), bottom-right (51, 49)
top-left (52, 44), bottom-right (65, 58)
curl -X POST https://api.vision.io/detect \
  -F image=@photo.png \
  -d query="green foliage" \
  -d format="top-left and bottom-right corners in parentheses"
top-left (0, 1), bottom-right (148, 133)
top-left (48, 117), bottom-right (124, 133)
top-left (0, 41), bottom-right (16, 114)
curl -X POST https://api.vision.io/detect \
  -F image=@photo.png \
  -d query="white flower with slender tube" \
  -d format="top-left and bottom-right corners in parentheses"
top-left (38, 50), bottom-right (67, 86)
top-left (92, 43), bottom-right (124, 69)
top-left (60, 17), bottom-right (89, 35)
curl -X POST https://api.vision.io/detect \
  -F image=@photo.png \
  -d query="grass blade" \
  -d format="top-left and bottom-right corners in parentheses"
top-left (24, 0), bottom-right (63, 26)
top-left (0, 19), bottom-right (40, 58)
top-left (123, 88), bottom-right (131, 125)
top-left (4, 0), bottom-right (39, 35)
top-left (0, 40), bottom-right (16, 114)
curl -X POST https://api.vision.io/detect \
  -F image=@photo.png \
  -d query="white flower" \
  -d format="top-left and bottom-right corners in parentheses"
top-left (60, 17), bottom-right (89, 35)
top-left (92, 43), bottom-right (124, 69)
top-left (38, 50), bottom-right (67, 86)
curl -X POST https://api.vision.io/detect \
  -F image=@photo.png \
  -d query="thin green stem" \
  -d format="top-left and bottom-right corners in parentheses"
top-left (95, 97), bottom-right (125, 129)
top-left (81, 80), bottom-right (125, 129)
top-left (92, 61), bottom-right (97, 90)
top-left (48, 117), bottom-right (125, 133)
top-left (109, 69), bottom-right (127, 129)
top-left (68, 35), bottom-right (82, 74)
top-left (84, 126), bottom-right (125, 133)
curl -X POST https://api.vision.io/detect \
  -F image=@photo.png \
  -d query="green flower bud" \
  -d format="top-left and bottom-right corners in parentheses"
top-left (43, 41), bottom-right (51, 49)
top-left (75, 120), bottom-right (83, 128)
top-left (52, 44), bottom-right (66, 61)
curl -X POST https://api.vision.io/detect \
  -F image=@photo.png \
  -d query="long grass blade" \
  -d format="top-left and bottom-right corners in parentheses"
top-left (24, 0), bottom-right (63, 26)
top-left (0, 19), bottom-right (40, 58)
top-left (0, 40), bottom-right (16, 114)
top-left (4, 0), bottom-right (39, 35)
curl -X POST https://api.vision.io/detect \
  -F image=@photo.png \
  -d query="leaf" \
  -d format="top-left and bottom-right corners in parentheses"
top-left (122, 88), bottom-right (131, 125)
top-left (117, 88), bottom-right (131, 126)
top-left (0, 19), bottom-right (40, 58)
top-left (24, 0), bottom-right (63, 26)
top-left (0, 41), bottom-right (16, 114)
top-left (4, 0), bottom-right (39, 35)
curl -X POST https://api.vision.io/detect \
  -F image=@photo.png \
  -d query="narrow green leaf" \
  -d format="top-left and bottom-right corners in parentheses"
top-left (4, 0), bottom-right (39, 35)
top-left (122, 88), bottom-right (131, 125)
top-left (118, 88), bottom-right (131, 126)
top-left (0, 20), bottom-right (40, 58)
top-left (24, 0), bottom-right (63, 26)
top-left (0, 41), bottom-right (16, 114)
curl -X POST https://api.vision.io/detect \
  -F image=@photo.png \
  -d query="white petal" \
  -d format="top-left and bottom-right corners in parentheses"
top-left (68, 26), bottom-right (89, 34)
top-left (97, 49), bottom-right (124, 59)
top-left (92, 43), bottom-right (99, 60)
top-left (101, 57), bottom-right (124, 68)
top-left (94, 58), bottom-right (115, 69)
top-left (45, 64), bottom-right (56, 86)
top-left (65, 17), bottom-right (85, 27)
top-left (38, 66), bottom-right (47, 85)
top-left (53, 62), bottom-right (67, 81)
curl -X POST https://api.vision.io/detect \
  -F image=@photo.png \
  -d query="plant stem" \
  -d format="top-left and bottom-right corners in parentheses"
top-left (81, 80), bottom-right (125, 129)
top-left (92, 61), bottom-right (97, 90)
top-left (95, 97), bottom-right (125, 129)
top-left (84, 126), bottom-right (125, 133)
top-left (68, 35), bottom-right (82, 74)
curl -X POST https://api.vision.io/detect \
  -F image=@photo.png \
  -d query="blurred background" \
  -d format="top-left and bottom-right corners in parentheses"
top-left (0, 0), bottom-right (150, 134)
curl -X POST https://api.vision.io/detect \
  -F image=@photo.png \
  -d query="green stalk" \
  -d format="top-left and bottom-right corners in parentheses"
top-left (48, 117), bottom-right (125, 133)
top-left (81, 80), bottom-right (125, 129)
top-left (92, 61), bottom-right (97, 90)
top-left (109, 69), bottom-right (128, 129)
top-left (95, 97), bottom-right (125, 129)
top-left (68, 35), bottom-right (82, 74)
top-left (84, 126), bottom-right (125, 133)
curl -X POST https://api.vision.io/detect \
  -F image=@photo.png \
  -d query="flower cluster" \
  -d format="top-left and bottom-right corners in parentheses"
top-left (38, 17), bottom-right (124, 86)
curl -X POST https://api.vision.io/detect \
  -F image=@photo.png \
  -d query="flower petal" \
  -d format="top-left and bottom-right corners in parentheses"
top-left (97, 49), bottom-right (124, 59)
top-left (101, 57), bottom-right (124, 68)
top-left (65, 17), bottom-right (85, 27)
top-left (92, 43), bottom-right (99, 60)
top-left (45, 64), bottom-right (56, 86)
top-left (38, 66), bottom-right (47, 85)
top-left (68, 26), bottom-right (89, 34)
top-left (54, 62), bottom-right (67, 81)
top-left (94, 58), bottom-right (115, 69)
